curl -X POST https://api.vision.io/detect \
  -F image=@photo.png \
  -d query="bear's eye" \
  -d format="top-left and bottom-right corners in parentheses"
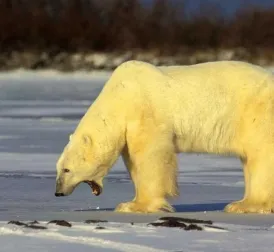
top-left (63, 168), bottom-right (70, 173)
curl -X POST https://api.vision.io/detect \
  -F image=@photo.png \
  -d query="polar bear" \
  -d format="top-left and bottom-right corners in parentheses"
top-left (55, 60), bottom-right (274, 214)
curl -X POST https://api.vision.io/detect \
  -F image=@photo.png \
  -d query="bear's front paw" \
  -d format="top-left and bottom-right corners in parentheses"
top-left (115, 200), bottom-right (174, 213)
top-left (224, 200), bottom-right (273, 214)
top-left (115, 202), bottom-right (137, 213)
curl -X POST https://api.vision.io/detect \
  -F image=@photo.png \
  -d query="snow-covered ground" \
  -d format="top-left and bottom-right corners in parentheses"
top-left (2, 219), bottom-right (274, 252)
top-left (1, 69), bottom-right (274, 251)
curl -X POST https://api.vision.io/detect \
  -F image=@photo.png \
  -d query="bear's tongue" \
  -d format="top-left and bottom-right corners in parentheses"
top-left (85, 181), bottom-right (102, 196)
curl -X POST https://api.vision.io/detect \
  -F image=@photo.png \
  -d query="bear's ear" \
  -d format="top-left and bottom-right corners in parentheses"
top-left (69, 134), bottom-right (73, 141)
top-left (83, 135), bottom-right (92, 145)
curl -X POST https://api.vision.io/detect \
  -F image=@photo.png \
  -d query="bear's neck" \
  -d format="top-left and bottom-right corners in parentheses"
top-left (75, 75), bottom-right (138, 155)
top-left (76, 98), bottom-right (127, 154)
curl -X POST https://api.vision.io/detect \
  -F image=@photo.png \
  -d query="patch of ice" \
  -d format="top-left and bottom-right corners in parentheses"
top-left (0, 135), bottom-right (22, 140)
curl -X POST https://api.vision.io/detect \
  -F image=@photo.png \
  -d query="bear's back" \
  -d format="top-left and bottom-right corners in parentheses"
top-left (160, 61), bottom-right (272, 91)
top-left (156, 61), bottom-right (274, 114)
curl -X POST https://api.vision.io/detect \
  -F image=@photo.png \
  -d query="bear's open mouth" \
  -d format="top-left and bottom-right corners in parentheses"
top-left (84, 181), bottom-right (102, 196)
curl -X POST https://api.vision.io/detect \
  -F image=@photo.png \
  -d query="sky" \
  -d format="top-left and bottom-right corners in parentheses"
top-left (145, 0), bottom-right (274, 17)
top-left (190, 0), bottom-right (274, 15)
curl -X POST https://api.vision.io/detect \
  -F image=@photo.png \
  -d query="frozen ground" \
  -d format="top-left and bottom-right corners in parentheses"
top-left (1, 69), bottom-right (274, 251)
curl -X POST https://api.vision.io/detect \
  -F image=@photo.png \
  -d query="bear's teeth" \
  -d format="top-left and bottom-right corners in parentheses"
top-left (84, 181), bottom-right (101, 196)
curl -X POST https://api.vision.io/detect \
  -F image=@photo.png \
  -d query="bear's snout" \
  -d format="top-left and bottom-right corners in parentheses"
top-left (55, 178), bottom-right (65, 196)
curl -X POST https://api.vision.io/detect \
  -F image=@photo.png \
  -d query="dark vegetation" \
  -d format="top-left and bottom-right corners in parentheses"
top-left (0, 0), bottom-right (274, 70)
top-left (1, 0), bottom-right (274, 53)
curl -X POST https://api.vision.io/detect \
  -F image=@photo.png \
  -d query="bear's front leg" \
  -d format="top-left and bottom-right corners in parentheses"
top-left (115, 139), bottom-right (178, 213)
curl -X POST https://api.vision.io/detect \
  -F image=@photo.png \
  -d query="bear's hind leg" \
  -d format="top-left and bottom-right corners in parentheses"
top-left (225, 153), bottom-right (274, 214)
top-left (115, 140), bottom-right (178, 213)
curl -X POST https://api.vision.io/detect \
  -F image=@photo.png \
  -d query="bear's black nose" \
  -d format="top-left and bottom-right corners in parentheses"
top-left (55, 192), bottom-right (64, 197)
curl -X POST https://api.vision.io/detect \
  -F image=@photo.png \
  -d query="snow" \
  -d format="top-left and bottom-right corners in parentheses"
top-left (1, 69), bottom-right (274, 251)
top-left (1, 220), bottom-right (274, 252)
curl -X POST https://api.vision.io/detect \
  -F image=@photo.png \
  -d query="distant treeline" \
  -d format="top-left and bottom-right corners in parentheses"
top-left (0, 0), bottom-right (274, 54)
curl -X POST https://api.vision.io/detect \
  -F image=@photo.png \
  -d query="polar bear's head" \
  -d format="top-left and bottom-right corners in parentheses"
top-left (55, 133), bottom-right (115, 197)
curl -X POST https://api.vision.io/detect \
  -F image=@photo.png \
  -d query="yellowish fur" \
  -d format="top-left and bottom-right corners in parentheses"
top-left (56, 60), bottom-right (274, 214)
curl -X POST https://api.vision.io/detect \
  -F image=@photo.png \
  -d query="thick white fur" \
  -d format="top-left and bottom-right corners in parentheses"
top-left (56, 60), bottom-right (274, 213)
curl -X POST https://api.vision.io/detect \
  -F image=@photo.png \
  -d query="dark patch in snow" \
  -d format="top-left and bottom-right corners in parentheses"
top-left (159, 216), bottom-right (213, 225)
top-left (95, 226), bottom-right (106, 230)
top-left (148, 219), bottom-right (203, 231)
top-left (149, 217), bottom-right (231, 231)
top-left (28, 220), bottom-right (40, 225)
top-left (185, 224), bottom-right (203, 231)
top-left (48, 220), bottom-right (72, 227)
top-left (8, 220), bottom-right (26, 226)
top-left (148, 217), bottom-right (207, 231)
top-left (149, 219), bottom-right (187, 229)
top-left (204, 224), bottom-right (228, 231)
top-left (25, 224), bottom-right (47, 230)
top-left (8, 220), bottom-right (47, 230)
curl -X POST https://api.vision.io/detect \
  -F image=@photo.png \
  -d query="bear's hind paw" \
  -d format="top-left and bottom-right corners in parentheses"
top-left (224, 200), bottom-right (274, 214)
